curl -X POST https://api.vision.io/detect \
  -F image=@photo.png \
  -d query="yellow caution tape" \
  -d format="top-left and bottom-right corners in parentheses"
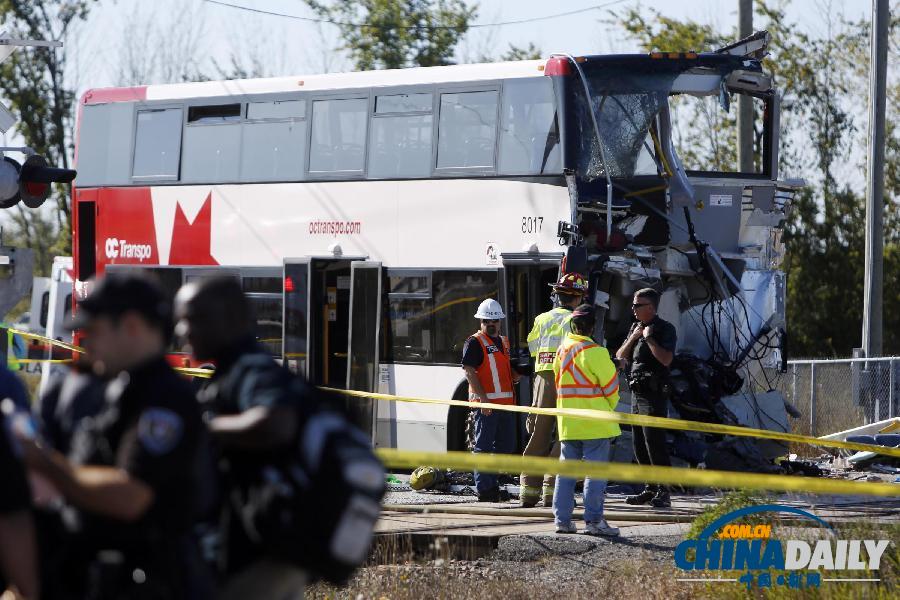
top-left (327, 388), bottom-right (900, 459)
top-left (377, 449), bottom-right (900, 498)
top-left (8, 328), bottom-right (84, 354)
top-left (176, 367), bottom-right (214, 378)
top-left (15, 358), bottom-right (73, 365)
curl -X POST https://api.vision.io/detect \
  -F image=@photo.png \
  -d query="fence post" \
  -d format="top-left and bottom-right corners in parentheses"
top-left (890, 358), bottom-right (896, 418)
top-left (809, 363), bottom-right (816, 437)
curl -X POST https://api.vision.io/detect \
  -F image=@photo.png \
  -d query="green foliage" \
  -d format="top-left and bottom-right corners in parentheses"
top-left (498, 42), bottom-right (542, 62)
top-left (613, 1), bottom-right (900, 357)
top-left (303, 0), bottom-right (476, 70)
top-left (0, 0), bottom-right (94, 263)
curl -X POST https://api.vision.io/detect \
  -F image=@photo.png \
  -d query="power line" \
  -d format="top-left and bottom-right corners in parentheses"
top-left (203, 0), bottom-right (627, 30)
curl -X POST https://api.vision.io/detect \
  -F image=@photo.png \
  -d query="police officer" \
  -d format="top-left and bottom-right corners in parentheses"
top-left (520, 272), bottom-right (587, 508)
top-left (0, 421), bottom-right (39, 599)
top-left (461, 298), bottom-right (519, 502)
top-left (16, 273), bottom-right (214, 599)
top-left (174, 276), bottom-right (307, 599)
top-left (615, 287), bottom-right (677, 508)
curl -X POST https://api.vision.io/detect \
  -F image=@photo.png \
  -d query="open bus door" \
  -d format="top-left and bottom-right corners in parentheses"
top-left (500, 253), bottom-right (562, 450)
top-left (283, 255), bottom-right (366, 385)
top-left (345, 261), bottom-right (382, 439)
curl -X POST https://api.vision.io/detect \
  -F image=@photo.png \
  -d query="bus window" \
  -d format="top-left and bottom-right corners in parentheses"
top-left (368, 93), bottom-right (433, 178)
top-left (187, 104), bottom-right (241, 124)
top-left (183, 104), bottom-right (242, 183)
top-left (436, 91), bottom-right (499, 170)
top-left (431, 270), bottom-right (499, 364)
top-left (242, 100), bottom-right (307, 182)
top-left (241, 121), bottom-right (307, 182)
top-left (309, 98), bottom-right (367, 173)
top-left (132, 107), bottom-right (183, 179)
top-left (498, 79), bottom-right (561, 175)
top-left (247, 100), bottom-right (305, 120)
top-left (382, 269), bottom-right (498, 365)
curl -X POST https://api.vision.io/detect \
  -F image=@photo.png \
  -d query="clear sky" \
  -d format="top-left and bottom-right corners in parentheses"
top-left (70, 0), bottom-right (878, 91)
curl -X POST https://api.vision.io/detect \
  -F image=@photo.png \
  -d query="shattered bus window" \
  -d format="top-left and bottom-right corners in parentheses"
top-left (574, 70), bottom-right (678, 180)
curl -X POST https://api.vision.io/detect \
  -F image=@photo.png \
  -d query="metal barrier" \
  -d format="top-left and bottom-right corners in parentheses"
top-left (778, 357), bottom-right (899, 437)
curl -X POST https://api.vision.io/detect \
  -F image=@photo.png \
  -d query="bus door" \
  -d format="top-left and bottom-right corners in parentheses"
top-left (283, 256), bottom-right (365, 387)
top-left (345, 261), bottom-right (382, 439)
top-left (500, 253), bottom-right (562, 446)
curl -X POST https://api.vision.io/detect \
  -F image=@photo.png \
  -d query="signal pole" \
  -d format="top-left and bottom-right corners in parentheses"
top-left (862, 0), bottom-right (888, 357)
top-left (737, 0), bottom-right (754, 172)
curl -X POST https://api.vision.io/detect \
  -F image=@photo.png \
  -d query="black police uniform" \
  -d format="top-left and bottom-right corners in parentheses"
top-left (198, 337), bottom-right (307, 576)
top-left (0, 420), bottom-right (30, 514)
top-left (65, 356), bottom-right (215, 600)
top-left (628, 315), bottom-right (677, 469)
top-left (0, 423), bottom-right (32, 591)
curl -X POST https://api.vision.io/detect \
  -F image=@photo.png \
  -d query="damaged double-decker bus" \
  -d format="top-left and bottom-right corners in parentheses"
top-left (72, 31), bottom-right (798, 466)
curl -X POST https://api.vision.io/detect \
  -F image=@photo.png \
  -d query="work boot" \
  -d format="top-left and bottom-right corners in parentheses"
top-left (625, 486), bottom-right (656, 505)
top-left (478, 489), bottom-right (510, 503)
top-left (541, 483), bottom-right (555, 508)
top-left (520, 485), bottom-right (541, 508)
top-left (650, 489), bottom-right (671, 508)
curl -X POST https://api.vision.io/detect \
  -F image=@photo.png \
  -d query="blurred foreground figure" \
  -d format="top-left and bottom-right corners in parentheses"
top-left (17, 273), bottom-right (214, 600)
top-left (176, 276), bottom-right (384, 599)
top-left (0, 422), bottom-right (39, 599)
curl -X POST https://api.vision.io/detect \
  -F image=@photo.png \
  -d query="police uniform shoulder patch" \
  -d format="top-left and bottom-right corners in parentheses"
top-left (137, 408), bottom-right (184, 455)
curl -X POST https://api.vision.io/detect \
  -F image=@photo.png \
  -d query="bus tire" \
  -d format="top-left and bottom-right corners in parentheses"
top-left (446, 383), bottom-right (470, 452)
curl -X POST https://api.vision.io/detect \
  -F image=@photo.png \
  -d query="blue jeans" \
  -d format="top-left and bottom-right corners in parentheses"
top-left (472, 408), bottom-right (516, 494)
top-left (553, 438), bottom-right (611, 525)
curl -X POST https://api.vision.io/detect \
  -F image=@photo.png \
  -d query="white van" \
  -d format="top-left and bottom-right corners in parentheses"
top-left (37, 257), bottom-right (74, 396)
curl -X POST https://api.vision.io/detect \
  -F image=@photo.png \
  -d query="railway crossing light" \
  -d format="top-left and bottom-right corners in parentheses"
top-left (0, 154), bottom-right (76, 209)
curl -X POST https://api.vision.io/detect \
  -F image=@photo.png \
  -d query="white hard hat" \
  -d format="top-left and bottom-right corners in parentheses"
top-left (474, 298), bottom-right (505, 320)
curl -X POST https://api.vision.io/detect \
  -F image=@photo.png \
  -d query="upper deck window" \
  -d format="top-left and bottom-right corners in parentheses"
top-left (132, 107), bottom-right (183, 179)
top-left (182, 104), bottom-right (242, 183)
top-left (242, 100), bottom-right (307, 182)
top-left (246, 100), bottom-right (305, 120)
top-left (498, 79), bottom-right (561, 175)
top-left (375, 93), bottom-right (432, 114)
top-left (436, 91), bottom-right (498, 170)
top-left (369, 93), bottom-right (433, 178)
top-left (188, 103), bottom-right (241, 123)
top-left (309, 98), bottom-right (367, 174)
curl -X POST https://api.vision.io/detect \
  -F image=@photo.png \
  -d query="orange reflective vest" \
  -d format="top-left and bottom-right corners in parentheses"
top-left (553, 332), bottom-right (621, 440)
top-left (468, 331), bottom-right (515, 405)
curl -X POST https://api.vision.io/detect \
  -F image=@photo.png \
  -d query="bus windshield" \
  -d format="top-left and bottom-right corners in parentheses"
top-left (573, 68), bottom-right (679, 180)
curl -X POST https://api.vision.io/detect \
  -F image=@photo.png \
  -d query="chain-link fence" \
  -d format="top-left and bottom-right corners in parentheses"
top-left (777, 357), bottom-right (900, 438)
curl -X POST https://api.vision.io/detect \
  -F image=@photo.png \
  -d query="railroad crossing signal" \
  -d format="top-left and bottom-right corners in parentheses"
top-left (0, 154), bottom-right (76, 209)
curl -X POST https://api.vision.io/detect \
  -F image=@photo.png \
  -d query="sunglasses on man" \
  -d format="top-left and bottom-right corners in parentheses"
top-left (481, 319), bottom-right (499, 323)
top-left (631, 303), bottom-right (651, 309)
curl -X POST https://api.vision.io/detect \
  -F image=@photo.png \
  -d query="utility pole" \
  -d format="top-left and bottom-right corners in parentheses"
top-left (737, 0), bottom-right (754, 172)
top-left (862, 0), bottom-right (888, 358)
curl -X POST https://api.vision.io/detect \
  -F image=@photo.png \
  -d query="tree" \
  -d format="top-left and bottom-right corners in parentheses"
top-left (498, 42), bottom-right (542, 61)
top-left (0, 0), bottom-right (96, 270)
top-left (303, 0), bottom-right (476, 70)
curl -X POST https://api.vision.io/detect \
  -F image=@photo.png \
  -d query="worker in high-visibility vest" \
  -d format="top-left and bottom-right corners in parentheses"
top-left (461, 298), bottom-right (519, 502)
top-left (520, 272), bottom-right (586, 508)
top-left (552, 304), bottom-right (621, 537)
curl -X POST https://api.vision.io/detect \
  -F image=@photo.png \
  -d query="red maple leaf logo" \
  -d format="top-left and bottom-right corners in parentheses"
top-left (168, 193), bottom-right (217, 265)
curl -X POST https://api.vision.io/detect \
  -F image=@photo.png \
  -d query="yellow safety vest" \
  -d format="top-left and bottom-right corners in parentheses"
top-left (553, 332), bottom-right (621, 441)
top-left (2, 324), bottom-right (20, 371)
top-left (527, 307), bottom-right (573, 373)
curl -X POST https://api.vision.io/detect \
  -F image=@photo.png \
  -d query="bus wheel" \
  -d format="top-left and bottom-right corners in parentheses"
top-left (446, 405), bottom-right (470, 452)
